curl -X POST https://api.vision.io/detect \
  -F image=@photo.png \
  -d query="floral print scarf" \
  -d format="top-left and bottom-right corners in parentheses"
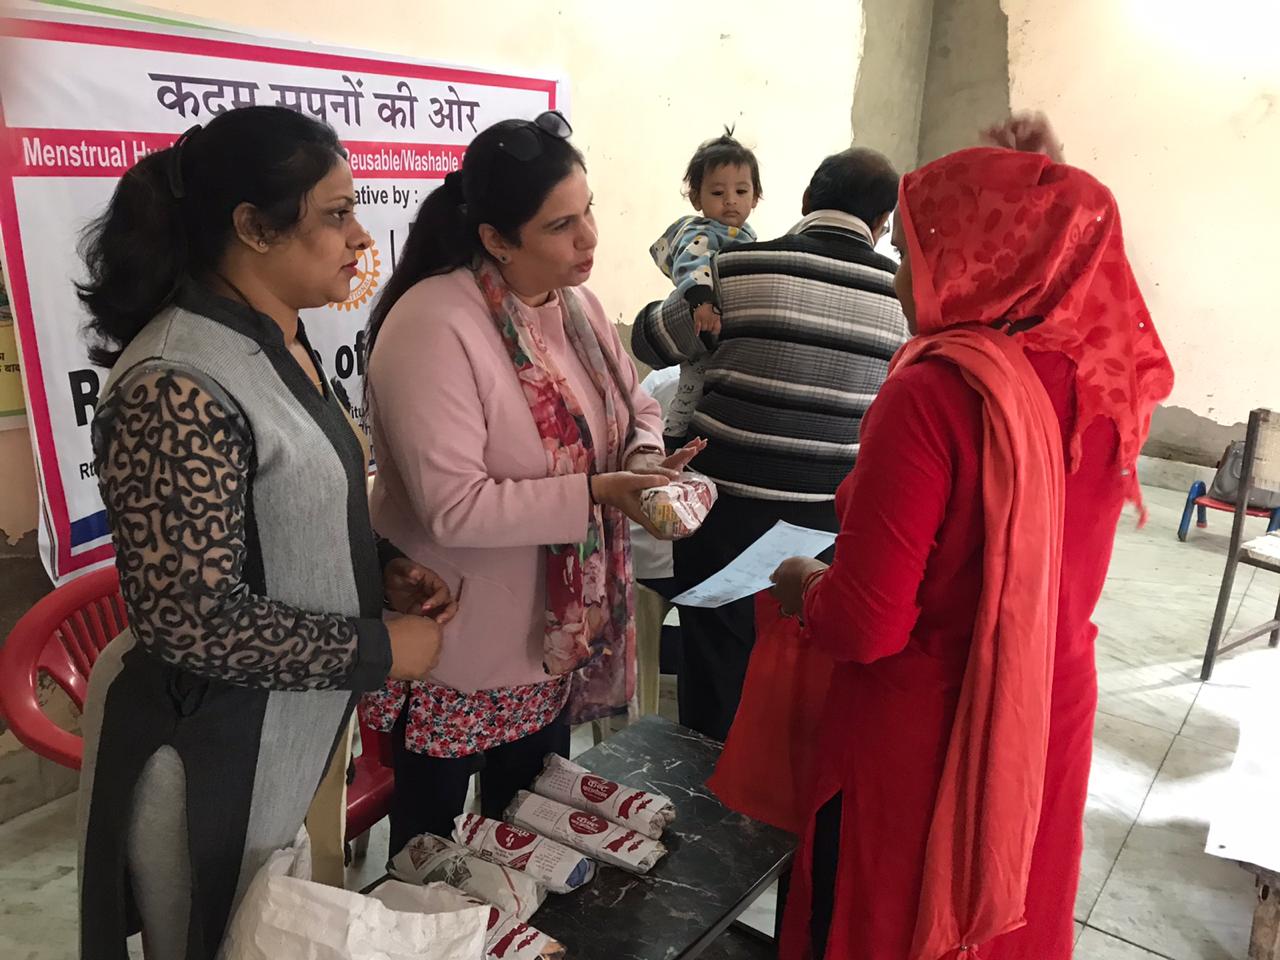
top-left (474, 260), bottom-right (637, 725)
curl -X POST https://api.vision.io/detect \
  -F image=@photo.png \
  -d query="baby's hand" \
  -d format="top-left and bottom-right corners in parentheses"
top-left (693, 302), bottom-right (722, 337)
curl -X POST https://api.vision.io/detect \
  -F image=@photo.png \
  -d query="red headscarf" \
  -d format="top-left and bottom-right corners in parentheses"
top-left (900, 147), bottom-right (1174, 504)
top-left (893, 148), bottom-right (1173, 960)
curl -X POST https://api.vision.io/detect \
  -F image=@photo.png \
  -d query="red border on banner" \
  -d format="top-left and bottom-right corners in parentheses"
top-left (0, 17), bottom-right (557, 578)
top-left (5, 128), bottom-right (470, 178)
top-left (0, 106), bottom-right (115, 574)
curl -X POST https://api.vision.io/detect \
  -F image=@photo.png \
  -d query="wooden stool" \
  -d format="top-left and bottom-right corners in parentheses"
top-left (1249, 865), bottom-right (1280, 959)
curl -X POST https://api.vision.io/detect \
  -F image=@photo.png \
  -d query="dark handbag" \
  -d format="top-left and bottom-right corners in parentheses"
top-left (1208, 440), bottom-right (1280, 510)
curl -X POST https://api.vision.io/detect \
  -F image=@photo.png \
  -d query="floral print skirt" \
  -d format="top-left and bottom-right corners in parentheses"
top-left (360, 675), bottom-right (571, 759)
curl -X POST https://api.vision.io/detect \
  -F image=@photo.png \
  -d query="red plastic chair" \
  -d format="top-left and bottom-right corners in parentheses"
top-left (0, 566), bottom-right (124, 768)
top-left (346, 717), bottom-right (395, 842)
top-left (0, 566), bottom-right (394, 842)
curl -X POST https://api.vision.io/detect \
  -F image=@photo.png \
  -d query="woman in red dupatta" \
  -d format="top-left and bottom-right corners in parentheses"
top-left (769, 116), bottom-right (1174, 960)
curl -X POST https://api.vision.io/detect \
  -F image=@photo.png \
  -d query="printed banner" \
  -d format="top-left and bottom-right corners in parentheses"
top-left (0, 11), bottom-right (562, 582)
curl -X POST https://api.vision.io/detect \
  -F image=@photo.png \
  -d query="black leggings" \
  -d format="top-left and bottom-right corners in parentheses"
top-left (387, 706), bottom-right (571, 857)
top-left (810, 793), bottom-right (843, 960)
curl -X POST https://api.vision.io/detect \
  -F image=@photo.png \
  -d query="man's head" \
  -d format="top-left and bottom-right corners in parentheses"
top-left (801, 147), bottom-right (900, 241)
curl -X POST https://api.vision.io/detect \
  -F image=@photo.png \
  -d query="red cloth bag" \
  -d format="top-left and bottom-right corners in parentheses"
top-left (707, 593), bottom-right (834, 834)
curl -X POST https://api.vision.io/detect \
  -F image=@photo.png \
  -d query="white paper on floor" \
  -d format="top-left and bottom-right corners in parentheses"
top-left (671, 521), bottom-right (837, 608)
top-left (1205, 685), bottom-right (1280, 872)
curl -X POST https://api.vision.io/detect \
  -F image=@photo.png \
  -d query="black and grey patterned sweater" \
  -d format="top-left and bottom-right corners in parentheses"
top-left (632, 215), bottom-right (908, 501)
top-left (79, 283), bottom-right (391, 960)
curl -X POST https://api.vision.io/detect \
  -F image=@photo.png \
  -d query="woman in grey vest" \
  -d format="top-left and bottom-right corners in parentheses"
top-left (76, 106), bottom-right (447, 960)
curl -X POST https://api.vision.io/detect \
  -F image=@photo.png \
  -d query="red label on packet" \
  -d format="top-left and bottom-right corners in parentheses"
top-left (605, 829), bottom-right (643, 853)
top-left (568, 812), bottom-right (609, 835)
top-left (531, 755), bottom-right (677, 841)
top-left (496, 823), bottom-right (537, 851)
top-left (579, 775), bottom-right (620, 803)
top-left (617, 791), bottom-right (652, 820)
top-left (389, 833), bottom-right (545, 922)
top-left (453, 812), bottom-right (597, 894)
top-left (506, 791), bottom-right (668, 874)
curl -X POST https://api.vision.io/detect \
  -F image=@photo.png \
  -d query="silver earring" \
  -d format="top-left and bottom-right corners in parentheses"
top-left (499, 254), bottom-right (510, 264)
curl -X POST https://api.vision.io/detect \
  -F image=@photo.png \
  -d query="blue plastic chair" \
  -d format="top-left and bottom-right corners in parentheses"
top-left (1178, 479), bottom-right (1280, 542)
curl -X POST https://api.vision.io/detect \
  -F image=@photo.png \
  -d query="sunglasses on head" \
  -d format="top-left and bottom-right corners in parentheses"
top-left (497, 110), bottom-right (573, 161)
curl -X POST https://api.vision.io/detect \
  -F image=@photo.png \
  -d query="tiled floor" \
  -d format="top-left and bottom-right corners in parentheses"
top-left (1, 486), bottom-right (1276, 959)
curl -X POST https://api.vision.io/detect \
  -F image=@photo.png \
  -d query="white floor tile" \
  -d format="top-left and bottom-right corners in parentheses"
top-left (1180, 645), bottom-right (1280, 751)
top-left (1094, 649), bottom-right (1201, 736)
top-left (1089, 737), bottom-right (1255, 959)
top-left (1075, 926), bottom-right (1172, 958)
top-left (737, 882), bottom-right (777, 937)
top-left (0, 796), bottom-right (77, 960)
top-left (345, 817), bottom-right (391, 892)
top-left (1079, 713), bottom-right (1175, 921)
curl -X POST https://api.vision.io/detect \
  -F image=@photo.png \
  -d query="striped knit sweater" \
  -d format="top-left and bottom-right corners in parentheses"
top-left (632, 212), bottom-right (909, 501)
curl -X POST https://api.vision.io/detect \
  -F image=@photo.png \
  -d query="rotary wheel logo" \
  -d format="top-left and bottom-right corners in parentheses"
top-left (333, 243), bottom-right (381, 311)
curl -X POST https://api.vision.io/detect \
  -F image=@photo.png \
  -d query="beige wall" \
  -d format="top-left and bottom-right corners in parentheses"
top-left (1003, 0), bottom-right (1280, 461)
top-left (918, 0), bottom-right (1009, 164)
top-left (154, 0), bottom-right (867, 327)
top-left (850, 0), bottom-right (934, 174)
top-left (0, 427), bottom-right (38, 545)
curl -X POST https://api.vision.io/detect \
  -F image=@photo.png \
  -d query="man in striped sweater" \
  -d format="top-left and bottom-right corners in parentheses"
top-left (632, 146), bottom-right (908, 741)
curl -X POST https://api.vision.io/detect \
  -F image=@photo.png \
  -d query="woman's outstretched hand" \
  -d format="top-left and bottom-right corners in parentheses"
top-left (626, 438), bottom-right (708, 480)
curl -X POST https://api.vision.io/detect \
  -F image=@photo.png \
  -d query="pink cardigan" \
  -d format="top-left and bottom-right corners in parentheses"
top-left (367, 267), bottom-right (664, 693)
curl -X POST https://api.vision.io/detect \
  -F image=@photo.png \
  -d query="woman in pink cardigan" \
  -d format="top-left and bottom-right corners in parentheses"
top-left (359, 112), bottom-right (700, 850)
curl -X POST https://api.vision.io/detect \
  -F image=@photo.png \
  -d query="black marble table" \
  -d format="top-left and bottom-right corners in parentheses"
top-left (526, 716), bottom-right (794, 960)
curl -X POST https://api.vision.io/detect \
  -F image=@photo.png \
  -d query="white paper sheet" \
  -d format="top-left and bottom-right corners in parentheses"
top-left (671, 521), bottom-right (837, 608)
top-left (1206, 681), bottom-right (1280, 873)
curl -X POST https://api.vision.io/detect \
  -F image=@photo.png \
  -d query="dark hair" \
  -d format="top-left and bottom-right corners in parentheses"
top-left (805, 147), bottom-right (900, 224)
top-left (78, 106), bottom-right (346, 367)
top-left (683, 128), bottom-right (763, 200)
top-left (364, 117), bottom-right (585, 364)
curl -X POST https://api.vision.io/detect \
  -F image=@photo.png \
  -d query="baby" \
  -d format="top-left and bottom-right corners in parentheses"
top-left (650, 130), bottom-right (761, 449)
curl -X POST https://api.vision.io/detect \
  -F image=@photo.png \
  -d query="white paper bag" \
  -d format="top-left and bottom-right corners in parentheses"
top-left (370, 881), bottom-right (567, 960)
top-left (221, 840), bottom-right (488, 960)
